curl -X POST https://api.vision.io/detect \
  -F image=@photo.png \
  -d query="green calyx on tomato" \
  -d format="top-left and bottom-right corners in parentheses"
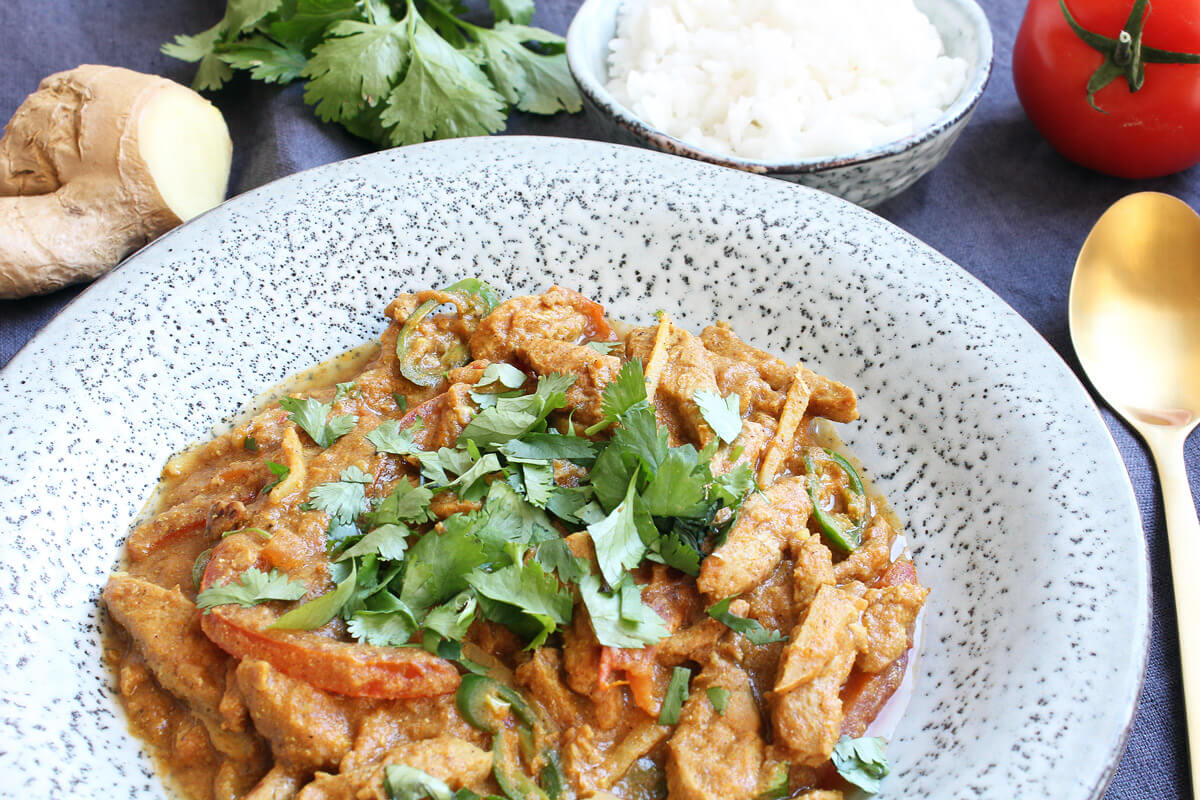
top-left (1059, 0), bottom-right (1200, 111)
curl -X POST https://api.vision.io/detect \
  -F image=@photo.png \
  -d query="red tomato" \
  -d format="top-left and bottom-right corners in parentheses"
top-left (1013, 0), bottom-right (1200, 178)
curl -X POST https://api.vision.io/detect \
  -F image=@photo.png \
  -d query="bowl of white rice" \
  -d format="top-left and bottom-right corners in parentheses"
top-left (566, 0), bottom-right (993, 207)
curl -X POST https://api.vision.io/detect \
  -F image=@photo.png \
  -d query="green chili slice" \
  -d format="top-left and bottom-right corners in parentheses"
top-left (396, 279), bottom-right (501, 387)
top-left (804, 450), bottom-right (867, 552)
top-left (492, 730), bottom-right (549, 800)
top-left (455, 673), bottom-right (538, 733)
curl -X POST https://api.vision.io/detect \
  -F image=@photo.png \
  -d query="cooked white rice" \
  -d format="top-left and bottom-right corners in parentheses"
top-left (606, 0), bottom-right (969, 161)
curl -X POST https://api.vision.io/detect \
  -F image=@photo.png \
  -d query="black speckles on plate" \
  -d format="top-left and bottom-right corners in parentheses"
top-left (0, 137), bottom-right (1146, 799)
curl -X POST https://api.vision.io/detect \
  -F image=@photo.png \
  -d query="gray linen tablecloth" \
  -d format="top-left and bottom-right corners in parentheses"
top-left (0, 0), bottom-right (1193, 796)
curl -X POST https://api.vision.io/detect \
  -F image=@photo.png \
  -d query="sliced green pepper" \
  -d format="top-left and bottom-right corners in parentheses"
top-left (539, 752), bottom-right (565, 800)
top-left (455, 674), bottom-right (538, 733)
top-left (492, 729), bottom-right (549, 800)
top-left (396, 279), bottom-right (502, 387)
top-left (804, 449), bottom-right (867, 552)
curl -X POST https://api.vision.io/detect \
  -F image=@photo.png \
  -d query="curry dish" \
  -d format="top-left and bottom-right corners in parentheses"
top-left (103, 283), bottom-right (929, 800)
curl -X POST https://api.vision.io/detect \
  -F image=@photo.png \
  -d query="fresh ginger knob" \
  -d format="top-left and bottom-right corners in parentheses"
top-left (0, 65), bottom-right (233, 298)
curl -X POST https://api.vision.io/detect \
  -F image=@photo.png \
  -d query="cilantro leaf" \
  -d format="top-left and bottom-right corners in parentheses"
top-left (262, 460), bottom-right (290, 493)
top-left (367, 418), bottom-right (423, 456)
top-left (534, 538), bottom-right (589, 584)
top-left (521, 462), bottom-right (554, 508)
top-left (366, 478), bottom-right (433, 526)
top-left (589, 443), bottom-right (634, 511)
top-left (475, 362), bottom-right (527, 389)
top-left (545, 485), bottom-right (594, 523)
top-left (457, 374), bottom-right (575, 448)
top-left (467, 552), bottom-right (572, 648)
top-left (280, 395), bottom-right (357, 448)
top-left (162, 22), bottom-right (235, 91)
top-left (303, 18), bottom-right (410, 122)
top-left (421, 591), bottom-right (477, 641)
top-left (218, 35), bottom-right (307, 83)
top-left (694, 389), bottom-right (743, 444)
top-left (586, 359), bottom-right (646, 435)
top-left (303, 465), bottom-right (372, 526)
top-left (709, 462), bottom-right (756, 507)
top-left (584, 340), bottom-right (620, 354)
top-left (380, 7), bottom-right (506, 145)
top-left (579, 575), bottom-right (668, 649)
top-left (268, 0), bottom-right (363, 52)
top-left (586, 475), bottom-right (647, 587)
top-left (706, 596), bottom-right (787, 645)
top-left (706, 686), bottom-right (731, 715)
top-left (224, 0), bottom-right (286, 33)
top-left (481, 481), bottom-right (559, 545)
top-left (641, 447), bottom-right (707, 517)
top-left (400, 526), bottom-right (488, 612)
top-left (500, 433), bottom-right (596, 463)
top-left (612, 405), bottom-right (668, 476)
top-left (488, 0), bottom-right (533, 24)
top-left (658, 666), bottom-right (691, 725)
top-left (271, 561), bottom-right (357, 630)
top-left (347, 603), bottom-right (419, 646)
top-left (196, 567), bottom-right (307, 610)
top-left (336, 523), bottom-right (411, 562)
top-left (831, 736), bottom-right (891, 794)
top-left (654, 532), bottom-right (701, 576)
top-left (473, 24), bottom-right (581, 115)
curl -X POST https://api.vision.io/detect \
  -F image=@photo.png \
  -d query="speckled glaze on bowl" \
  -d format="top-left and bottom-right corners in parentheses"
top-left (0, 138), bottom-right (1143, 799)
top-left (567, 0), bottom-right (994, 207)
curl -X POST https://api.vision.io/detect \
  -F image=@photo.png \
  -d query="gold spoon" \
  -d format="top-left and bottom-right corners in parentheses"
top-left (1070, 191), bottom-right (1199, 795)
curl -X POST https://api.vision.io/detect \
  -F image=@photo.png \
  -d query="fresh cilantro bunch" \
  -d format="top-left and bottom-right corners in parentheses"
top-left (163, 0), bottom-right (581, 147)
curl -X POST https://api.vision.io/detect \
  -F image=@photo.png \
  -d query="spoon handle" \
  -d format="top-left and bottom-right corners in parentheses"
top-left (1144, 426), bottom-right (1200, 797)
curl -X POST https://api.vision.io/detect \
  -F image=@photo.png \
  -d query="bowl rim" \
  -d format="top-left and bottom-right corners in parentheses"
top-left (565, 0), bottom-right (995, 174)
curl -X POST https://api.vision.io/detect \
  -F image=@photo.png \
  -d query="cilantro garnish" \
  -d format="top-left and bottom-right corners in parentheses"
top-left (579, 575), bottom-right (668, 649)
top-left (262, 460), bottom-right (290, 492)
top-left (400, 525), bottom-right (489, 613)
top-left (534, 538), bottom-right (589, 584)
top-left (421, 591), bottom-right (478, 642)
top-left (302, 465), bottom-right (373, 526)
top-left (467, 547), bottom-right (573, 648)
top-left (456, 373), bottom-right (574, 448)
top-left (334, 381), bottom-right (359, 400)
top-left (367, 418), bottom-right (423, 456)
top-left (243, 435), bottom-right (258, 451)
top-left (335, 523), bottom-right (411, 562)
top-left (706, 596), bottom-right (788, 645)
top-left (584, 340), bottom-right (620, 355)
top-left (500, 432), bottom-right (596, 462)
top-left (520, 462), bottom-right (554, 508)
top-left (611, 404), bottom-right (668, 474)
top-left (706, 686), bottom-right (731, 715)
top-left (693, 389), bottom-right (743, 444)
top-left (366, 478), bottom-right (433, 527)
top-left (586, 476), bottom-right (648, 587)
top-left (658, 666), bottom-right (692, 725)
top-left (585, 359), bottom-right (646, 435)
top-left (831, 736), bottom-right (891, 793)
top-left (280, 395), bottom-right (357, 448)
top-left (196, 567), bottom-right (307, 610)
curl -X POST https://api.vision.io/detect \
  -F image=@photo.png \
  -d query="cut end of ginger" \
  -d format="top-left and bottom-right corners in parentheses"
top-left (0, 65), bottom-right (233, 299)
top-left (137, 84), bottom-right (233, 223)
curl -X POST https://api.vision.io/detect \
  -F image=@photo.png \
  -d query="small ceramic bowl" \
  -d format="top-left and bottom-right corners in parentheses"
top-left (566, 0), bottom-right (994, 207)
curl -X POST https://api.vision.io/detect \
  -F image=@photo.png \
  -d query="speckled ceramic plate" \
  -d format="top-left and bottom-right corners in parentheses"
top-left (0, 137), bottom-right (1146, 799)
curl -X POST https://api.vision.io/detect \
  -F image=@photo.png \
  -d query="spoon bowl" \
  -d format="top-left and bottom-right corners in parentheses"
top-left (1069, 191), bottom-right (1200, 796)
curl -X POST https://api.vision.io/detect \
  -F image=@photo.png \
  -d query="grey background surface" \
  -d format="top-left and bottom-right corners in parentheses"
top-left (0, 0), bottom-right (1192, 796)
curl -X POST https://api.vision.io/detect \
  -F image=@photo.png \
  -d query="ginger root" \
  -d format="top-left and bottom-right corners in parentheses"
top-left (0, 65), bottom-right (232, 299)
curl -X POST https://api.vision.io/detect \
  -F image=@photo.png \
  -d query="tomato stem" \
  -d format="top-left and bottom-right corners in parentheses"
top-left (1059, 0), bottom-right (1200, 112)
